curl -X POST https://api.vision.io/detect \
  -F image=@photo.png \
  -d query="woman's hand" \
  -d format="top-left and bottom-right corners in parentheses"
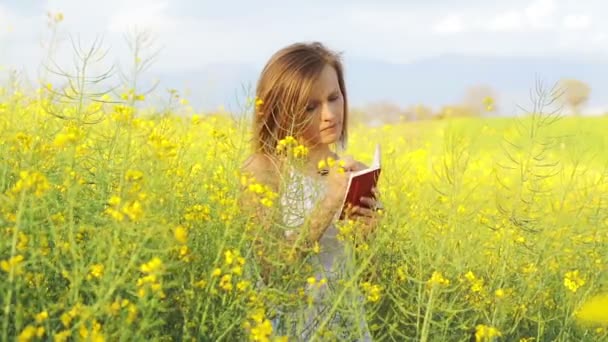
top-left (339, 155), bottom-right (368, 172)
top-left (345, 187), bottom-right (382, 237)
top-left (323, 156), bottom-right (367, 208)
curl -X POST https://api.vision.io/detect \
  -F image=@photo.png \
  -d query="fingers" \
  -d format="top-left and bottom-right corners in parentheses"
top-left (369, 187), bottom-right (384, 211)
top-left (356, 206), bottom-right (375, 217)
top-left (347, 205), bottom-right (375, 218)
top-left (359, 196), bottom-right (375, 209)
top-left (360, 196), bottom-right (384, 211)
top-left (343, 204), bottom-right (381, 239)
top-left (340, 155), bottom-right (367, 172)
top-left (340, 156), bottom-right (357, 172)
top-left (371, 187), bottom-right (380, 197)
top-left (344, 204), bottom-right (357, 218)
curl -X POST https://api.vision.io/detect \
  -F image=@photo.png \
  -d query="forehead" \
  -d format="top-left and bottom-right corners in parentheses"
top-left (308, 64), bottom-right (340, 99)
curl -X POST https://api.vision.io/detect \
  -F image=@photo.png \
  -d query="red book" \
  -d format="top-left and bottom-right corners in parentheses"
top-left (339, 144), bottom-right (382, 219)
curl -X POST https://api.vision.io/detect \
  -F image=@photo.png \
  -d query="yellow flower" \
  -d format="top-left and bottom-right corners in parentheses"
top-left (483, 96), bottom-right (494, 111)
top-left (127, 304), bottom-right (138, 323)
top-left (178, 245), bottom-right (191, 262)
top-left (564, 270), bottom-right (585, 293)
top-left (260, 197), bottom-right (274, 207)
top-left (87, 264), bottom-right (104, 280)
top-left (1, 254), bottom-right (25, 275)
top-left (53, 12), bottom-right (64, 23)
top-left (361, 281), bottom-right (382, 302)
top-left (317, 159), bottom-right (327, 171)
top-left (312, 242), bottom-right (320, 254)
top-left (427, 271), bottom-right (450, 287)
top-left (108, 301), bottom-right (121, 316)
top-left (184, 204), bottom-right (211, 222)
top-left (16, 232), bottom-right (29, 251)
top-left (237, 280), bottom-right (250, 292)
top-left (219, 274), bottom-right (233, 291)
top-left (292, 144), bottom-right (309, 158)
top-left (576, 293), bottom-right (608, 324)
top-left (140, 257), bottom-right (163, 274)
top-left (224, 250), bottom-right (235, 266)
top-left (255, 97), bottom-right (264, 109)
top-left (396, 265), bottom-right (408, 282)
top-left (11, 171), bottom-right (51, 198)
top-left (245, 308), bottom-right (273, 342)
top-left (125, 169), bottom-right (144, 182)
top-left (464, 271), bottom-right (485, 293)
top-left (18, 324), bottom-right (44, 342)
top-left (174, 225), bottom-right (188, 244)
top-left (521, 263), bottom-right (538, 274)
top-left (54, 330), bottom-right (71, 342)
top-left (122, 200), bottom-right (143, 221)
top-left (475, 324), bottom-right (501, 342)
top-left (231, 266), bottom-right (242, 276)
top-left (35, 310), bottom-right (49, 323)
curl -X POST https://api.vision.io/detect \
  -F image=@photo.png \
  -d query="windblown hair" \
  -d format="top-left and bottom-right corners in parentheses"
top-left (252, 41), bottom-right (348, 155)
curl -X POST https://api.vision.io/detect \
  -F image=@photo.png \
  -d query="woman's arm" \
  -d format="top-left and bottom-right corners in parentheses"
top-left (286, 189), bottom-right (343, 246)
top-left (240, 154), bottom-right (348, 284)
top-left (240, 153), bottom-right (344, 249)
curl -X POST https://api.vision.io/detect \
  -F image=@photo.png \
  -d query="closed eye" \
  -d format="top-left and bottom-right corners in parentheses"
top-left (306, 104), bottom-right (317, 112)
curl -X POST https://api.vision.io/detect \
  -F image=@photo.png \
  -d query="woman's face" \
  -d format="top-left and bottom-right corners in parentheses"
top-left (299, 64), bottom-right (344, 148)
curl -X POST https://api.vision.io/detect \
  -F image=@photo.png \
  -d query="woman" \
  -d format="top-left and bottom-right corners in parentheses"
top-left (241, 41), bottom-right (380, 340)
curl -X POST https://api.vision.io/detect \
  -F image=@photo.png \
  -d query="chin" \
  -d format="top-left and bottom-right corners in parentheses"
top-left (320, 134), bottom-right (340, 145)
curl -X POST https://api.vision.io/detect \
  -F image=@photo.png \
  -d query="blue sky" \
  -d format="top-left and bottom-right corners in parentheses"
top-left (1, 0), bottom-right (607, 113)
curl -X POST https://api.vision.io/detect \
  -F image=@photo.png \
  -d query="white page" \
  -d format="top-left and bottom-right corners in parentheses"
top-left (351, 144), bottom-right (381, 177)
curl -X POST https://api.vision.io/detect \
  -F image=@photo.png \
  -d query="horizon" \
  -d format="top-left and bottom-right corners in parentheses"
top-left (1, 0), bottom-right (607, 115)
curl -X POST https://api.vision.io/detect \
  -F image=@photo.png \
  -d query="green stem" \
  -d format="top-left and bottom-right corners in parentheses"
top-left (2, 189), bottom-right (27, 341)
top-left (420, 286), bottom-right (435, 342)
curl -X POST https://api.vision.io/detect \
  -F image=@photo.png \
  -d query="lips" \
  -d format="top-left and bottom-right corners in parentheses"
top-left (321, 124), bottom-right (338, 132)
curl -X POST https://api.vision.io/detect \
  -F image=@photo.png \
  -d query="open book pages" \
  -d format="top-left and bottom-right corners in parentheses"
top-left (339, 144), bottom-right (381, 219)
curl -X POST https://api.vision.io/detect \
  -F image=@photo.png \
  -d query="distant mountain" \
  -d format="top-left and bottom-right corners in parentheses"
top-left (148, 55), bottom-right (608, 115)
top-left (344, 55), bottom-right (608, 115)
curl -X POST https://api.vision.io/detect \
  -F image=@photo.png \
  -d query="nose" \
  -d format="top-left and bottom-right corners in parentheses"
top-left (320, 102), bottom-right (336, 122)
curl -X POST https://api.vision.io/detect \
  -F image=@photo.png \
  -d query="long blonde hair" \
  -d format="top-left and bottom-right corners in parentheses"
top-left (252, 41), bottom-right (349, 155)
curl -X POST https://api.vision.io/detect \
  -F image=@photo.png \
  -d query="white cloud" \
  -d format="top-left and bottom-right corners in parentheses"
top-left (590, 32), bottom-right (607, 45)
top-left (524, 0), bottom-right (557, 29)
top-left (1, 0), bottom-right (608, 74)
top-left (434, 14), bottom-right (466, 34)
top-left (562, 14), bottom-right (591, 30)
top-left (0, 4), bottom-right (17, 39)
top-left (487, 11), bottom-right (525, 32)
top-left (107, 0), bottom-right (175, 33)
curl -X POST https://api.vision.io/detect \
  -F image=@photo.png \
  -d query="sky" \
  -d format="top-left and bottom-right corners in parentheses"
top-left (1, 0), bottom-right (607, 113)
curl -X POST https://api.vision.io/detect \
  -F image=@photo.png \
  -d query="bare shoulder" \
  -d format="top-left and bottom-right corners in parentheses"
top-left (241, 153), bottom-right (280, 187)
top-left (241, 153), bottom-right (277, 174)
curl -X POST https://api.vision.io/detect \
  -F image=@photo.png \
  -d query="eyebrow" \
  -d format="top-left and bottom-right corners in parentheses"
top-left (309, 89), bottom-right (340, 103)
